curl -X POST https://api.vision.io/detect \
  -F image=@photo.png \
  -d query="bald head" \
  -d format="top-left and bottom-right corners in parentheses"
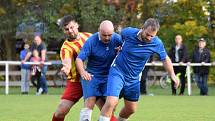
top-left (99, 20), bottom-right (114, 32)
top-left (99, 20), bottom-right (114, 44)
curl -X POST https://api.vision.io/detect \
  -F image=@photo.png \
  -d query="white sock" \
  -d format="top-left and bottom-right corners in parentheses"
top-left (98, 115), bottom-right (110, 121)
top-left (80, 108), bottom-right (92, 121)
top-left (118, 116), bottom-right (128, 121)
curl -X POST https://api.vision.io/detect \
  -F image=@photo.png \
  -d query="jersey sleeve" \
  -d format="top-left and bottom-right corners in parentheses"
top-left (156, 41), bottom-right (167, 61)
top-left (60, 48), bottom-right (73, 61)
top-left (121, 28), bottom-right (128, 42)
top-left (77, 38), bottom-right (91, 61)
top-left (115, 33), bottom-right (123, 46)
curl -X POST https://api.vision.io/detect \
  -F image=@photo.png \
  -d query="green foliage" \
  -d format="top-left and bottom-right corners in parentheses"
top-left (77, 0), bottom-right (123, 32)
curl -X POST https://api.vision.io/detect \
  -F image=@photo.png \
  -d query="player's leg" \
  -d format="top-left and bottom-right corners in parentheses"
top-left (53, 81), bottom-right (82, 121)
top-left (80, 77), bottom-right (103, 121)
top-left (118, 100), bottom-right (138, 120)
top-left (99, 96), bottom-right (119, 121)
top-left (80, 97), bottom-right (96, 121)
top-left (118, 79), bottom-right (140, 120)
top-left (99, 78), bottom-right (117, 121)
top-left (52, 99), bottom-right (76, 121)
top-left (99, 67), bottom-right (124, 121)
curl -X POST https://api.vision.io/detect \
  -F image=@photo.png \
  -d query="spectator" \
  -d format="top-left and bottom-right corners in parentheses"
top-left (30, 49), bottom-right (43, 95)
top-left (168, 35), bottom-right (188, 95)
top-left (20, 43), bottom-right (30, 94)
top-left (191, 38), bottom-right (210, 96)
top-left (22, 34), bottom-right (48, 94)
top-left (140, 56), bottom-right (153, 95)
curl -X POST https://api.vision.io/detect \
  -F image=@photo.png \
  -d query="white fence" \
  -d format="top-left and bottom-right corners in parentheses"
top-left (0, 61), bottom-right (213, 95)
top-left (0, 61), bottom-right (61, 95)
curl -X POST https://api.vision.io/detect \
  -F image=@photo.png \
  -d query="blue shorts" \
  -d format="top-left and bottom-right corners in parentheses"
top-left (106, 66), bottom-right (140, 101)
top-left (81, 76), bottom-right (107, 99)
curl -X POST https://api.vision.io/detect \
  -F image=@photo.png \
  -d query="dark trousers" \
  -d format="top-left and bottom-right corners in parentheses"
top-left (31, 71), bottom-right (41, 92)
top-left (140, 67), bottom-right (149, 94)
top-left (171, 66), bottom-right (186, 95)
top-left (194, 73), bottom-right (208, 95)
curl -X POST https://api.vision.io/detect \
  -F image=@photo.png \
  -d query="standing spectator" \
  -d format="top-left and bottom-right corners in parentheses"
top-left (191, 38), bottom-right (210, 96)
top-left (20, 43), bottom-right (30, 94)
top-left (76, 20), bottom-right (122, 121)
top-left (98, 18), bottom-right (179, 121)
top-left (22, 34), bottom-right (48, 94)
top-left (30, 49), bottom-right (43, 95)
top-left (168, 35), bottom-right (188, 95)
top-left (140, 56), bottom-right (153, 95)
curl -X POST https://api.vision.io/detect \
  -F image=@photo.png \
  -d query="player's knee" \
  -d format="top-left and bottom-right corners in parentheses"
top-left (85, 98), bottom-right (96, 109)
top-left (105, 100), bottom-right (118, 109)
top-left (86, 102), bottom-right (95, 109)
top-left (55, 103), bottom-right (70, 117)
top-left (126, 106), bottom-right (136, 114)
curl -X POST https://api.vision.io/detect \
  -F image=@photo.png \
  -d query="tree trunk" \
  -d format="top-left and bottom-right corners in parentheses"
top-left (2, 34), bottom-right (16, 60)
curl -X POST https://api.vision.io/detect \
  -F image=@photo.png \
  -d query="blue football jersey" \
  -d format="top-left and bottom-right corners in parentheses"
top-left (112, 27), bottom-right (167, 79)
top-left (78, 32), bottom-right (122, 78)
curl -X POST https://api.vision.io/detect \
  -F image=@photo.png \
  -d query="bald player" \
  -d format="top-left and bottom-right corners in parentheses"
top-left (76, 20), bottom-right (123, 121)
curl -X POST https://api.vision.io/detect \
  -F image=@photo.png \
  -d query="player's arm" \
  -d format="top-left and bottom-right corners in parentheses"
top-left (76, 58), bottom-right (92, 81)
top-left (61, 58), bottom-right (71, 75)
top-left (60, 49), bottom-right (71, 75)
top-left (75, 38), bottom-right (92, 81)
top-left (162, 56), bottom-right (180, 88)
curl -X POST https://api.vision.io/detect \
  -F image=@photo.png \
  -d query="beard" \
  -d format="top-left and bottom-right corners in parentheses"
top-left (65, 34), bottom-right (78, 40)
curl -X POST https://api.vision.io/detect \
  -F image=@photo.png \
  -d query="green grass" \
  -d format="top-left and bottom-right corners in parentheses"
top-left (0, 85), bottom-right (215, 121)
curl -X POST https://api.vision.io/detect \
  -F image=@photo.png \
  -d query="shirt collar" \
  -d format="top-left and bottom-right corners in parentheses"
top-left (98, 32), bottom-right (101, 41)
top-left (137, 29), bottom-right (143, 41)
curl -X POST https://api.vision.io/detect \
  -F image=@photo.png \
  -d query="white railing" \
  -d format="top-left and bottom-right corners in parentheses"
top-left (146, 62), bottom-right (213, 96)
top-left (0, 61), bottom-right (213, 95)
top-left (0, 61), bottom-right (61, 95)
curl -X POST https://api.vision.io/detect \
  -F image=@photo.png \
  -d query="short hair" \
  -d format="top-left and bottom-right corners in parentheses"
top-left (198, 38), bottom-right (206, 42)
top-left (143, 18), bottom-right (160, 32)
top-left (58, 15), bottom-right (76, 28)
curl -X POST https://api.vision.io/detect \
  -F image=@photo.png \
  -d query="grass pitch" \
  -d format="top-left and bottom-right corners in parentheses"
top-left (0, 85), bottom-right (215, 121)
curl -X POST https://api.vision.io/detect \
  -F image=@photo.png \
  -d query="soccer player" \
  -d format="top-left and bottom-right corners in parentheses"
top-left (98, 18), bottom-right (180, 121)
top-left (52, 15), bottom-right (93, 121)
top-left (76, 20), bottom-right (122, 121)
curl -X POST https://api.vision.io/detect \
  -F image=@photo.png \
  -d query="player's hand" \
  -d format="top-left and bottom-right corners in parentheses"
top-left (61, 58), bottom-right (71, 75)
top-left (170, 74), bottom-right (180, 89)
top-left (115, 46), bottom-right (122, 54)
top-left (173, 77), bottom-right (180, 89)
top-left (81, 70), bottom-right (93, 81)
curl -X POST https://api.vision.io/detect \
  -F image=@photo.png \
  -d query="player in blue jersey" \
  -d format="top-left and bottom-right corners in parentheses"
top-left (98, 18), bottom-right (180, 121)
top-left (76, 20), bottom-right (122, 121)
